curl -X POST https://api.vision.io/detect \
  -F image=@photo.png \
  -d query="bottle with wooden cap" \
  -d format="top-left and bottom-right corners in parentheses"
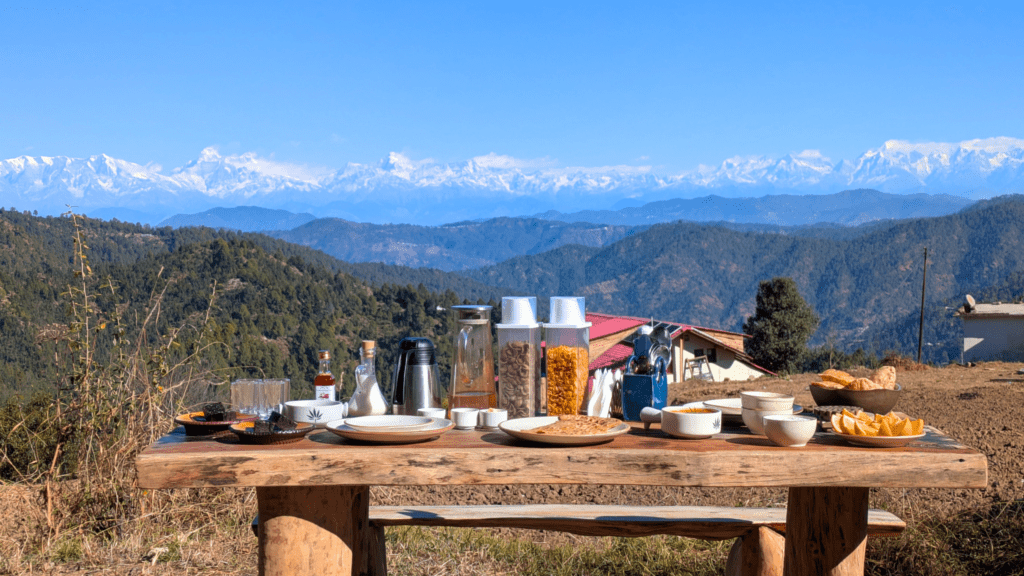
top-left (349, 340), bottom-right (388, 416)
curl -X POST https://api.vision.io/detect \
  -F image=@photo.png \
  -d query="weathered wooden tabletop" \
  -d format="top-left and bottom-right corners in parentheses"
top-left (137, 423), bottom-right (987, 490)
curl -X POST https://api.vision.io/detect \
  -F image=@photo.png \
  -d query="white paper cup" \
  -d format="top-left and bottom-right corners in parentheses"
top-left (549, 296), bottom-right (585, 326)
top-left (450, 408), bottom-right (479, 430)
top-left (501, 297), bottom-right (538, 325)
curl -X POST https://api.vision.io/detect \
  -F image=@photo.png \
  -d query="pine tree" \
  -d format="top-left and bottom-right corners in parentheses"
top-left (743, 277), bottom-right (819, 374)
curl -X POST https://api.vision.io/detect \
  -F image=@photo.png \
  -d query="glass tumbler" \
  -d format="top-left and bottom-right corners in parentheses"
top-left (263, 378), bottom-right (290, 414)
top-left (231, 378), bottom-right (259, 415)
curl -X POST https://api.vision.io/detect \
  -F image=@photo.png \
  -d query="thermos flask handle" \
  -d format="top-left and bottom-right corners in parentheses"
top-left (391, 350), bottom-right (410, 406)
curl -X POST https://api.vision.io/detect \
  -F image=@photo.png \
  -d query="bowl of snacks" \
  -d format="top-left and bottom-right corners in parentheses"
top-left (830, 408), bottom-right (925, 447)
top-left (230, 411), bottom-right (314, 445)
top-left (810, 366), bottom-right (901, 414)
top-left (174, 402), bottom-right (257, 436)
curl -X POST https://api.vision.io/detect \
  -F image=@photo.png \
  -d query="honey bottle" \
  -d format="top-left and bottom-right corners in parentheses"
top-left (314, 350), bottom-right (336, 401)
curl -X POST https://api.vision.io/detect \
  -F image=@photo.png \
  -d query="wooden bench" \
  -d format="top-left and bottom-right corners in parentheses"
top-left (252, 504), bottom-right (905, 576)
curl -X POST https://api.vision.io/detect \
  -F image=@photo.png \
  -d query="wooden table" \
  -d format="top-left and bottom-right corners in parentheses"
top-left (136, 423), bottom-right (987, 576)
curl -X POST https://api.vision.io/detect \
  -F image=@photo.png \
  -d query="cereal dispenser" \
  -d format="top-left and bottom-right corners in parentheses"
top-left (542, 297), bottom-right (591, 416)
top-left (496, 297), bottom-right (542, 419)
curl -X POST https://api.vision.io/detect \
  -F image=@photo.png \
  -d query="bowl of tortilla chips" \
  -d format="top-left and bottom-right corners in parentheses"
top-left (810, 366), bottom-right (901, 414)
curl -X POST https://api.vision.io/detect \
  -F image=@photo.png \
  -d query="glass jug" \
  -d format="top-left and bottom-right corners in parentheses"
top-left (450, 304), bottom-right (496, 410)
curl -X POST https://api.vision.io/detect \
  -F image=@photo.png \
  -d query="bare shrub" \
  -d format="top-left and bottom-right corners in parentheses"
top-left (0, 212), bottom-right (256, 573)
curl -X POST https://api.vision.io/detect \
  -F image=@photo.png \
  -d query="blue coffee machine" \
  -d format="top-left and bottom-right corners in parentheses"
top-left (622, 326), bottom-right (670, 421)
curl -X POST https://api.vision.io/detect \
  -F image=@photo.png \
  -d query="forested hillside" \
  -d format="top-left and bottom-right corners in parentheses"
top-left (271, 217), bottom-right (639, 271)
top-left (0, 210), bottom-right (498, 400)
top-left (461, 197), bottom-right (1024, 361)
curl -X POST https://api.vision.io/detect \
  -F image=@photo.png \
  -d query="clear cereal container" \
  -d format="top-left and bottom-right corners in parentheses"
top-left (543, 297), bottom-right (592, 417)
top-left (497, 297), bottom-right (542, 419)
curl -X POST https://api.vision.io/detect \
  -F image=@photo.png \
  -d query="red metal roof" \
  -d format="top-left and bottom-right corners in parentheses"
top-left (584, 311), bottom-right (776, 377)
top-left (586, 312), bottom-right (648, 340)
top-left (589, 343), bottom-right (633, 371)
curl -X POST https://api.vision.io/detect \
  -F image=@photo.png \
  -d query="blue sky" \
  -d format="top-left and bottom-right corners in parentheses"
top-left (2, 1), bottom-right (1022, 173)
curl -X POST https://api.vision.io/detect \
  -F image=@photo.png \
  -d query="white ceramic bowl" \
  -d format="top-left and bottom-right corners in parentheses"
top-left (740, 391), bottom-right (795, 411)
top-left (450, 408), bottom-right (479, 430)
top-left (283, 399), bottom-right (347, 427)
top-left (417, 407), bottom-right (447, 419)
top-left (742, 407), bottom-right (792, 435)
top-left (661, 406), bottom-right (722, 439)
top-left (763, 415), bottom-right (818, 447)
top-left (478, 408), bottom-right (508, 429)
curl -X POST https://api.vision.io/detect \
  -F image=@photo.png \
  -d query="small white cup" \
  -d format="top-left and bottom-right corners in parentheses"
top-left (417, 407), bottom-right (447, 419)
top-left (450, 408), bottom-right (479, 430)
top-left (478, 408), bottom-right (507, 429)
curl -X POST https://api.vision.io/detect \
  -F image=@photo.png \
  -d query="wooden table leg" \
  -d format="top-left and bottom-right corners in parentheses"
top-left (783, 487), bottom-right (869, 576)
top-left (257, 485), bottom-right (373, 576)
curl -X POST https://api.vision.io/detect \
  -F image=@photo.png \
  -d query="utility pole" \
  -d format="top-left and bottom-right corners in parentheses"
top-left (917, 247), bottom-right (928, 364)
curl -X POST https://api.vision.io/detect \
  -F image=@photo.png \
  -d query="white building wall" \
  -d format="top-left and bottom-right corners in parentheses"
top-left (963, 317), bottom-right (1024, 362)
top-left (675, 337), bottom-right (767, 382)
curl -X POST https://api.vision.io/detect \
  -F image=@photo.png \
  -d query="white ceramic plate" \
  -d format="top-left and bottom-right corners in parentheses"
top-left (702, 398), bottom-right (742, 415)
top-left (832, 431), bottom-right (926, 447)
top-left (343, 415), bottom-right (435, 432)
top-left (498, 416), bottom-right (631, 446)
top-left (325, 418), bottom-right (454, 444)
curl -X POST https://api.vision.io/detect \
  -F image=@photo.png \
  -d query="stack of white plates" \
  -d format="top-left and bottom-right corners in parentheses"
top-left (344, 415), bottom-right (435, 432)
top-left (326, 415), bottom-right (454, 444)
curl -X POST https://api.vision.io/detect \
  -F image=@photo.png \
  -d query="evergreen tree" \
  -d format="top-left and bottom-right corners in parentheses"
top-left (743, 277), bottom-right (819, 374)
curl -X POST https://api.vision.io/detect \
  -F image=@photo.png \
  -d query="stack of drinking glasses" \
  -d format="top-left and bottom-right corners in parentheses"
top-left (231, 378), bottom-right (290, 419)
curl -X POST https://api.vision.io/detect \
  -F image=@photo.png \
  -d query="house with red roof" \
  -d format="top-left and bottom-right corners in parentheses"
top-left (587, 312), bottom-right (774, 382)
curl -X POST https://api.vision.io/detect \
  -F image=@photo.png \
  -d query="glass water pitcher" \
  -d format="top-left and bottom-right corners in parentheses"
top-left (450, 304), bottom-right (496, 410)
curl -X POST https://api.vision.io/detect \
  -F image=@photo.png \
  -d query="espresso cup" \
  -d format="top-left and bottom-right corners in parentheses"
top-left (450, 408), bottom-right (479, 430)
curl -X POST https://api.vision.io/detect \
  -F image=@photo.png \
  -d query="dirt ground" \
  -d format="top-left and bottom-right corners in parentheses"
top-left (375, 361), bottom-right (1023, 519)
top-left (4, 361), bottom-right (1022, 574)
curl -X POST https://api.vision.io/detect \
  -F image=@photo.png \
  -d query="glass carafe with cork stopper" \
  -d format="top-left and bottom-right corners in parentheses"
top-left (543, 297), bottom-right (592, 416)
top-left (348, 340), bottom-right (389, 416)
top-left (497, 297), bottom-right (542, 419)
top-left (450, 305), bottom-right (496, 410)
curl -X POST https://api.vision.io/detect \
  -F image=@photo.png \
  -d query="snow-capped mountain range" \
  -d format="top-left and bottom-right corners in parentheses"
top-left (2, 137), bottom-right (1022, 225)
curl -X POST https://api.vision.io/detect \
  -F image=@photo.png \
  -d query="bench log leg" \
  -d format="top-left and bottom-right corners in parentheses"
top-left (369, 524), bottom-right (387, 576)
top-left (783, 487), bottom-right (868, 576)
top-left (725, 526), bottom-right (785, 576)
top-left (256, 485), bottom-right (373, 576)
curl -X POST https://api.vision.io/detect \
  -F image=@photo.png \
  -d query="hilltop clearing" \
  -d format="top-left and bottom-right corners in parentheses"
top-left (3, 361), bottom-right (1020, 575)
